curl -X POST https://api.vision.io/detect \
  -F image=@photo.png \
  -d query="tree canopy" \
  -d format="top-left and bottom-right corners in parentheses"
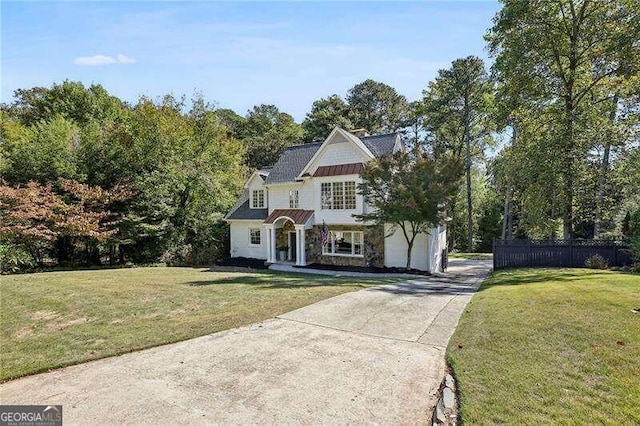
top-left (487, 0), bottom-right (640, 239)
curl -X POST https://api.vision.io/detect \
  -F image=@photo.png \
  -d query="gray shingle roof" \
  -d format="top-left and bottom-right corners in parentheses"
top-left (264, 142), bottom-right (322, 184)
top-left (361, 133), bottom-right (399, 157)
top-left (263, 133), bottom-right (399, 185)
top-left (224, 190), bottom-right (268, 220)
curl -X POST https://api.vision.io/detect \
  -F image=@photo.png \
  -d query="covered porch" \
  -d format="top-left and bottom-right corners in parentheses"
top-left (264, 209), bottom-right (315, 266)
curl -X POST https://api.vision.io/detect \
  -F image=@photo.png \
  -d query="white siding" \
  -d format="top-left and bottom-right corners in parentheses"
top-left (266, 181), bottom-right (315, 213)
top-left (229, 221), bottom-right (267, 259)
top-left (427, 225), bottom-right (447, 272)
top-left (305, 139), bottom-right (371, 176)
top-left (267, 176), bottom-right (365, 226)
top-left (313, 175), bottom-right (364, 224)
top-left (384, 224), bottom-right (442, 272)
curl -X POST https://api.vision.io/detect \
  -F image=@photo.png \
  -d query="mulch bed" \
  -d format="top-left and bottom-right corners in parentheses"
top-left (215, 257), bottom-right (269, 270)
top-left (294, 263), bottom-right (431, 276)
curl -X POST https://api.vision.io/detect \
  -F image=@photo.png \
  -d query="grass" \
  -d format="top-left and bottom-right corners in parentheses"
top-left (447, 268), bottom-right (640, 424)
top-left (0, 266), bottom-right (393, 382)
top-left (448, 252), bottom-right (493, 260)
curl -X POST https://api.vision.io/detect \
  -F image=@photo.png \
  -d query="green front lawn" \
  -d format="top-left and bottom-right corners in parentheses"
top-left (448, 252), bottom-right (493, 260)
top-left (0, 267), bottom-right (392, 382)
top-left (447, 268), bottom-right (640, 424)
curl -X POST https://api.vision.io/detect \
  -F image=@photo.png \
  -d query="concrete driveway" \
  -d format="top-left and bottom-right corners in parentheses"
top-left (0, 259), bottom-right (491, 425)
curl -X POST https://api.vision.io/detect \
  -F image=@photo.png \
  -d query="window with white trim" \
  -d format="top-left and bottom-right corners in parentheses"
top-left (289, 189), bottom-right (299, 208)
top-left (251, 189), bottom-right (265, 208)
top-left (322, 230), bottom-right (363, 256)
top-left (320, 181), bottom-right (356, 210)
top-left (249, 228), bottom-right (261, 245)
top-left (344, 182), bottom-right (356, 209)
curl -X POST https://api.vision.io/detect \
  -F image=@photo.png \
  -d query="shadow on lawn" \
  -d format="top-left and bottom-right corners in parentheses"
top-left (187, 272), bottom-right (392, 289)
top-left (369, 278), bottom-right (480, 296)
top-left (477, 268), bottom-right (609, 291)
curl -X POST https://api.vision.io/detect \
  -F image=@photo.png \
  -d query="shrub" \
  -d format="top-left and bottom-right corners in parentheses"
top-left (584, 254), bottom-right (609, 270)
top-left (161, 244), bottom-right (193, 266)
top-left (630, 236), bottom-right (640, 262)
top-left (0, 243), bottom-right (36, 273)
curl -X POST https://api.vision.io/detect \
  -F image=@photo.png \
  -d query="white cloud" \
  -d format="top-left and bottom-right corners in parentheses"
top-left (116, 54), bottom-right (136, 64)
top-left (73, 54), bottom-right (116, 66)
top-left (73, 54), bottom-right (136, 66)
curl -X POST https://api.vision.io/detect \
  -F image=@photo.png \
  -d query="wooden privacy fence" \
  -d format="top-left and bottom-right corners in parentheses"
top-left (493, 238), bottom-right (634, 270)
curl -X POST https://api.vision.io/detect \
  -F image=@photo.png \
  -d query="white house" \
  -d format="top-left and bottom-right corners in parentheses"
top-left (224, 127), bottom-right (447, 273)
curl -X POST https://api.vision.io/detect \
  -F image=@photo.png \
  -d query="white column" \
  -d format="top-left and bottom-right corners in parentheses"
top-left (266, 226), bottom-right (276, 263)
top-left (265, 227), bottom-right (271, 262)
top-left (271, 227), bottom-right (277, 263)
top-left (262, 226), bottom-right (271, 262)
top-left (295, 228), bottom-right (302, 266)
top-left (299, 228), bottom-right (306, 266)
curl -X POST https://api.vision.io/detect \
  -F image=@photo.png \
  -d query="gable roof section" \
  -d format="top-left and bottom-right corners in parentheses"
top-left (361, 133), bottom-right (400, 156)
top-left (225, 189), bottom-right (268, 221)
top-left (260, 129), bottom-right (402, 186)
top-left (297, 128), bottom-right (375, 179)
top-left (243, 167), bottom-right (272, 189)
top-left (313, 162), bottom-right (364, 177)
top-left (264, 143), bottom-right (321, 184)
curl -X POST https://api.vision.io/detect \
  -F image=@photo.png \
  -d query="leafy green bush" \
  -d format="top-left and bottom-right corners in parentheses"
top-left (584, 254), bottom-right (608, 270)
top-left (0, 243), bottom-right (36, 273)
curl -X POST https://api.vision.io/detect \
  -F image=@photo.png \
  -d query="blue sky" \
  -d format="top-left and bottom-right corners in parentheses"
top-left (1, 1), bottom-right (501, 121)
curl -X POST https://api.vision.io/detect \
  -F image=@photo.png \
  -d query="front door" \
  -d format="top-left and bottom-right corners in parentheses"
top-left (289, 231), bottom-right (297, 261)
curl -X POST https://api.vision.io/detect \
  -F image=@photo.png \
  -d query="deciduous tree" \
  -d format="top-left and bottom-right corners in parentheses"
top-left (487, 0), bottom-right (640, 238)
top-left (356, 148), bottom-right (462, 269)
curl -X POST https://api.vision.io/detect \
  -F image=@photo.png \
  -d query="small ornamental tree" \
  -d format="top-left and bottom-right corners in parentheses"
top-left (55, 179), bottom-right (133, 264)
top-left (0, 179), bottom-right (132, 268)
top-left (355, 148), bottom-right (462, 269)
top-left (0, 181), bottom-right (64, 264)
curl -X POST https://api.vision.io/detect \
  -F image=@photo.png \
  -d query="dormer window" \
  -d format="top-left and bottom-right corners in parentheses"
top-left (251, 189), bottom-right (265, 209)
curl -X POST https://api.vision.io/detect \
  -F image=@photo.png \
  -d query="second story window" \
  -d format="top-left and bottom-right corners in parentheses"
top-left (321, 181), bottom-right (356, 210)
top-left (289, 189), bottom-right (299, 208)
top-left (251, 189), bottom-right (265, 208)
top-left (345, 182), bottom-right (356, 209)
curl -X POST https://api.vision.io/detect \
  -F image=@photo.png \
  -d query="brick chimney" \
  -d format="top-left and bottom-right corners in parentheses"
top-left (350, 128), bottom-right (370, 138)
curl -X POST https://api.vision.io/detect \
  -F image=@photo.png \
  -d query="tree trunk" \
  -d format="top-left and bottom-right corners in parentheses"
top-left (593, 141), bottom-right (611, 239)
top-left (448, 200), bottom-right (456, 250)
top-left (400, 224), bottom-right (415, 270)
top-left (593, 95), bottom-right (617, 239)
top-left (502, 186), bottom-right (512, 240)
top-left (464, 101), bottom-right (473, 251)
top-left (406, 241), bottom-right (413, 270)
top-left (562, 100), bottom-right (575, 240)
top-left (56, 236), bottom-right (72, 264)
top-left (502, 121), bottom-right (516, 241)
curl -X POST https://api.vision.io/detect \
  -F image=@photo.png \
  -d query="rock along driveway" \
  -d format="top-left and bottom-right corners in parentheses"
top-left (0, 259), bottom-right (491, 425)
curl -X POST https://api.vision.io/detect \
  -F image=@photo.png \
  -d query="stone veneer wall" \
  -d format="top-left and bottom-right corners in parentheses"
top-left (305, 224), bottom-right (385, 267)
top-left (275, 221), bottom-right (294, 250)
